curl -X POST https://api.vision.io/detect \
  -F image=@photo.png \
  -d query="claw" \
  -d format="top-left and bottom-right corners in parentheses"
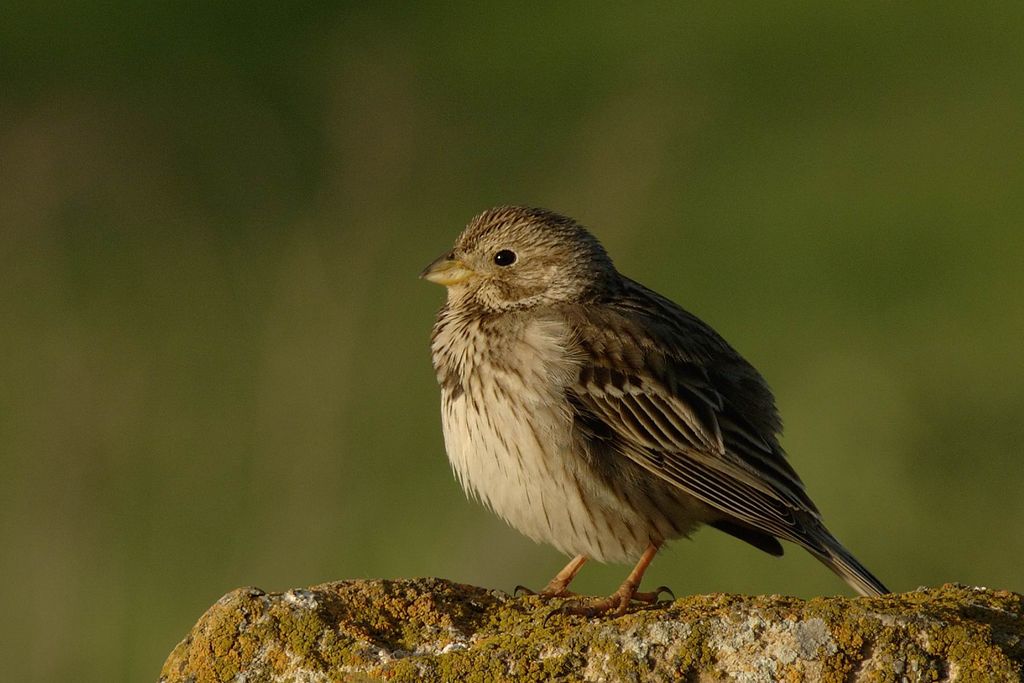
top-left (542, 606), bottom-right (567, 627)
top-left (633, 585), bottom-right (675, 604)
top-left (513, 585), bottom-right (536, 597)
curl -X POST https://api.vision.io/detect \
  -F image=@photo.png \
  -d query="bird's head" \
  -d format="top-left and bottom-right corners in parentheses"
top-left (421, 206), bottom-right (617, 312)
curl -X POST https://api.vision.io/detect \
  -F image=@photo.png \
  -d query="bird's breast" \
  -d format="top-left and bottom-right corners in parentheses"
top-left (432, 314), bottom-right (580, 495)
top-left (429, 312), bottom-right (655, 562)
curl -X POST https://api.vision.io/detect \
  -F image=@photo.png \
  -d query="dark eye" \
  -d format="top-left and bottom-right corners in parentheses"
top-left (493, 249), bottom-right (517, 266)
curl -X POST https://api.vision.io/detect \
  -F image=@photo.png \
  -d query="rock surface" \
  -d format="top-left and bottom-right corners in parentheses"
top-left (159, 578), bottom-right (1023, 682)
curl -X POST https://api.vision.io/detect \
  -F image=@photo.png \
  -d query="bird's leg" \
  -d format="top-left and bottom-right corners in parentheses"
top-left (515, 554), bottom-right (588, 598)
top-left (541, 554), bottom-right (588, 597)
top-left (564, 541), bottom-right (670, 617)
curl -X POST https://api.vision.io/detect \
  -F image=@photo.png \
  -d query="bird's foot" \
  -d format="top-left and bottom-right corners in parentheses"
top-left (555, 583), bottom-right (674, 618)
top-left (634, 585), bottom-right (675, 604)
top-left (513, 581), bottom-right (578, 599)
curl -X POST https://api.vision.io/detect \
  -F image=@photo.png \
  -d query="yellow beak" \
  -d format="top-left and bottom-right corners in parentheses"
top-left (420, 252), bottom-right (475, 286)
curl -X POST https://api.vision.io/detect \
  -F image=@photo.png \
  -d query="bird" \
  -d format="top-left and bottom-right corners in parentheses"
top-left (421, 205), bottom-right (888, 615)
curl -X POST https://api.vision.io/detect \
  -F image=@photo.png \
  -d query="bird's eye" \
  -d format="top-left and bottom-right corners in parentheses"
top-left (493, 249), bottom-right (517, 266)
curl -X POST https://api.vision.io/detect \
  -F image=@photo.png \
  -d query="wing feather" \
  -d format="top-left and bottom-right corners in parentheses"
top-left (566, 280), bottom-right (824, 550)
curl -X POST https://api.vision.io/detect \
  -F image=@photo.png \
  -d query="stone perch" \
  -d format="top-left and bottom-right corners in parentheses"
top-left (159, 578), bottom-right (1022, 682)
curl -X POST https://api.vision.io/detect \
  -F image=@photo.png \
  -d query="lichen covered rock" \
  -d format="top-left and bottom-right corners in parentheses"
top-left (159, 578), bottom-right (1023, 682)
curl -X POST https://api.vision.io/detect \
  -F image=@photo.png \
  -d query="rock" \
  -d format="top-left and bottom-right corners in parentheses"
top-left (159, 578), bottom-right (1023, 682)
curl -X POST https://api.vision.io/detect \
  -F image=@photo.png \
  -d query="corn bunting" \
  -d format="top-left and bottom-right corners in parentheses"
top-left (422, 206), bottom-right (888, 615)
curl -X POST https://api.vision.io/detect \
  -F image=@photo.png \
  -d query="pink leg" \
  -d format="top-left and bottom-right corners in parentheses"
top-left (515, 554), bottom-right (588, 598)
top-left (540, 554), bottom-right (588, 597)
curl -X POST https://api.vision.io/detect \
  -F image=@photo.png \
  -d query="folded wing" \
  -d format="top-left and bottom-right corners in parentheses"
top-left (567, 280), bottom-right (828, 553)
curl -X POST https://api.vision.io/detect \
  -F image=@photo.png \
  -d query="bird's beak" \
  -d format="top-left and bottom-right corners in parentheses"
top-left (420, 252), bottom-right (474, 286)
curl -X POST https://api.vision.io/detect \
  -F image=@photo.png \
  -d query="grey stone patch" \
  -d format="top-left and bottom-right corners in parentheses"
top-left (439, 641), bottom-right (469, 655)
top-left (790, 618), bottom-right (837, 659)
top-left (282, 589), bottom-right (319, 610)
top-left (710, 615), bottom-right (838, 682)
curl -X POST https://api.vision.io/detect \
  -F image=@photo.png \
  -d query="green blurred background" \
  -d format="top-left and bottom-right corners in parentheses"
top-left (2, 3), bottom-right (1023, 680)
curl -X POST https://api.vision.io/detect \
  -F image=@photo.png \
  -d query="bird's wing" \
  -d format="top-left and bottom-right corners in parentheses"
top-left (566, 282), bottom-right (825, 548)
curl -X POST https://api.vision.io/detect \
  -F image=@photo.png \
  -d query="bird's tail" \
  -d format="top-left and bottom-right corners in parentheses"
top-left (810, 531), bottom-right (889, 597)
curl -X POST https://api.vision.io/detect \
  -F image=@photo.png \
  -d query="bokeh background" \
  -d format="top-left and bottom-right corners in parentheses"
top-left (3, 3), bottom-right (1023, 680)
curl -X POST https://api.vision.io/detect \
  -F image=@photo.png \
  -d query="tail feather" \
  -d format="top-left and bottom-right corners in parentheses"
top-left (812, 534), bottom-right (889, 597)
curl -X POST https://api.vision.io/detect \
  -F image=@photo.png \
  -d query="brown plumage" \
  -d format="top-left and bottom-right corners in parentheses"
top-left (422, 206), bottom-right (888, 614)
